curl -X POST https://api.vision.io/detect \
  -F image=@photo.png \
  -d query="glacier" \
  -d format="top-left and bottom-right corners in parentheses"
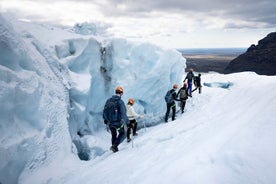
top-left (0, 14), bottom-right (185, 183)
top-left (1, 13), bottom-right (276, 184)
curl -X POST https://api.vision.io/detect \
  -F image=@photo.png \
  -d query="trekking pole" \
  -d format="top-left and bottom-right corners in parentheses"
top-left (143, 120), bottom-right (146, 133)
top-left (131, 128), bottom-right (134, 148)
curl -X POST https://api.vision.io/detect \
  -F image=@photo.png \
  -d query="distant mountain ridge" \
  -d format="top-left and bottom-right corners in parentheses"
top-left (224, 32), bottom-right (276, 75)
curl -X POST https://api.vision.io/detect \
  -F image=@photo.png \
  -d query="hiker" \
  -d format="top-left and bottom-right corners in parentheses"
top-left (177, 82), bottom-right (192, 113)
top-left (183, 68), bottom-right (195, 95)
top-left (193, 73), bottom-right (202, 94)
top-left (164, 84), bottom-right (180, 122)
top-left (103, 86), bottom-right (129, 152)
top-left (126, 98), bottom-right (144, 143)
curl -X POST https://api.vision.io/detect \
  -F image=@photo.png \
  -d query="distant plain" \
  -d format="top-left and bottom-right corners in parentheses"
top-left (178, 48), bottom-right (246, 73)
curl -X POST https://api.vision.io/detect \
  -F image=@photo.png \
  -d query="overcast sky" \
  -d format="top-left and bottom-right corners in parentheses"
top-left (1, 0), bottom-right (276, 48)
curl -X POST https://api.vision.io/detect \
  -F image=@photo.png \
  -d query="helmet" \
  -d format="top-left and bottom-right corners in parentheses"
top-left (115, 86), bottom-right (123, 94)
top-left (128, 98), bottom-right (135, 104)
top-left (173, 84), bottom-right (178, 89)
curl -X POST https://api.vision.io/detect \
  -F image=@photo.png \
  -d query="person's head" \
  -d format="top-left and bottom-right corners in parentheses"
top-left (198, 73), bottom-right (201, 77)
top-left (173, 84), bottom-right (178, 90)
top-left (115, 86), bottom-right (124, 96)
top-left (189, 68), bottom-right (194, 72)
top-left (128, 98), bottom-right (135, 105)
top-left (183, 82), bottom-right (187, 87)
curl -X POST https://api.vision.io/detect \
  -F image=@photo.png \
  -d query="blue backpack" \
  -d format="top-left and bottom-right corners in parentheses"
top-left (103, 98), bottom-right (121, 123)
top-left (164, 90), bottom-right (173, 104)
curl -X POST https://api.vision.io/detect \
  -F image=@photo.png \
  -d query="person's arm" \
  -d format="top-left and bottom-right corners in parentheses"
top-left (183, 75), bottom-right (187, 82)
top-left (176, 89), bottom-right (181, 97)
top-left (119, 100), bottom-right (129, 124)
top-left (172, 91), bottom-right (180, 101)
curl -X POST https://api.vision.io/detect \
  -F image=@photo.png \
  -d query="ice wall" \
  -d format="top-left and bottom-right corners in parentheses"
top-left (0, 16), bottom-right (72, 184)
top-left (56, 37), bottom-right (186, 138)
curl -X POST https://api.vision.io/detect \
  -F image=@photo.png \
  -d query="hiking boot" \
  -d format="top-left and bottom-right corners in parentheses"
top-left (127, 138), bottom-right (131, 143)
top-left (110, 145), bottom-right (119, 152)
top-left (133, 133), bottom-right (138, 136)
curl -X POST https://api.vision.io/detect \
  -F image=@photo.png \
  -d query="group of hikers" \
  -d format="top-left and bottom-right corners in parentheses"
top-left (103, 68), bottom-right (202, 153)
top-left (165, 68), bottom-right (202, 122)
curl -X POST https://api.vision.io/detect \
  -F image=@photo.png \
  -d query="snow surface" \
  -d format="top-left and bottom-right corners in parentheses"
top-left (1, 14), bottom-right (276, 184)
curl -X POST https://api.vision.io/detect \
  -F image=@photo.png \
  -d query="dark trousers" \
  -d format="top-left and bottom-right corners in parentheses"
top-left (165, 102), bottom-right (176, 122)
top-left (127, 119), bottom-right (137, 139)
top-left (109, 124), bottom-right (125, 147)
top-left (180, 100), bottom-right (186, 113)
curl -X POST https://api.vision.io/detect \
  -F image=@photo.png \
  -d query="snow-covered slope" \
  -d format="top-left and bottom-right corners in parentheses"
top-left (1, 14), bottom-right (276, 184)
top-left (20, 72), bottom-right (276, 184)
top-left (33, 73), bottom-right (276, 184)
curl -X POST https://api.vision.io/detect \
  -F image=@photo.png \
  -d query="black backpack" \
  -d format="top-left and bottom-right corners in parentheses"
top-left (194, 76), bottom-right (199, 86)
top-left (103, 98), bottom-right (121, 123)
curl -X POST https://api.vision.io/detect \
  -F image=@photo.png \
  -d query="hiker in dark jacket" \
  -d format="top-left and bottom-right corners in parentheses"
top-left (193, 73), bottom-right (202, 94)
top-left (184, 68), bottom-right (195, 96)
top-left (103, 86), bottom-right (129, 152)
top-left (177, 82), bottom-right (192, 113)
top-left (165, 84), bottom-right (180, 122)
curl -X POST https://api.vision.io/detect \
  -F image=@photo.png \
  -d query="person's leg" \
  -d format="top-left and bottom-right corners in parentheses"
top-left (172, 103), bottom-right (176, 121)
top-left (180, 100), bottom-right (184, 113)
top-left (165, 103), bottom-right (171, 122)
top-left (109, 126), bottom-right (117, 146)
top-left (117, 127), bottom-right (126, 146)
top-left (188, 81), bottom-right (192, 95)
top-left (182, 101), bottom-right (186, 113)
top-left (133, 120), bottom-right (138, 135)
top-left (126, 123), bottom-right (131, 140)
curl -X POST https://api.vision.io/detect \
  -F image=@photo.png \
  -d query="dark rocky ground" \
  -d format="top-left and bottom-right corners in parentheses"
top-left (224, 32), bottom-right (276, 75)
top-left (178, 48), bottom-right (245, 73)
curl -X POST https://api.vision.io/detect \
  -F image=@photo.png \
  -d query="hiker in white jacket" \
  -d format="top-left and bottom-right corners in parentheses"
top-left (126, 98), bottom-right (144, 142)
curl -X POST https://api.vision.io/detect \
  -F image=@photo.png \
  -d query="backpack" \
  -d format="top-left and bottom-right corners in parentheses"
top-left (194, 76), bottom-right (199, 86)
top-left (164, 90), bottom-right (173, 104)
top-left (103, 98), bottom-right (121, 123)
top-left (179, 88), bottom-right (187, 100)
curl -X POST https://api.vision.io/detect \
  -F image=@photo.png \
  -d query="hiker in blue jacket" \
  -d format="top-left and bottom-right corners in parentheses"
top-left (103, 86), bottom-right (129, 152)
top-left (184, 68), bottom-right (195, 96)
top-left (165, 84), bottom-right (180, 122)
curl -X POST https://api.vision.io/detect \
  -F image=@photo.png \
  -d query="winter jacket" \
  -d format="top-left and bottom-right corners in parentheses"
top-left (126, 104), bottom-right (142, 120)
top-left (177, 87), bottom-right (189, 100)
top-left (170, 89), bottom-right (180, 103)
top-left (104, 95), bottom-right (129, 127)
top-left (184, 71), bottom-right (195, 82)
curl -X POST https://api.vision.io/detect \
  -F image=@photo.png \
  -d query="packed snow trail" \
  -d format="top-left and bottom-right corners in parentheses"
top-left (30, 72), bottom-right (276, 184)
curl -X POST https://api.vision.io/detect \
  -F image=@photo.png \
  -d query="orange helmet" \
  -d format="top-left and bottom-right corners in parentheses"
top-left (173, 84), bottom-right (178, 89)
top-left (115, 86), bottom-right (123, 94)
top-left (128, 98), bottom-right (135, 104)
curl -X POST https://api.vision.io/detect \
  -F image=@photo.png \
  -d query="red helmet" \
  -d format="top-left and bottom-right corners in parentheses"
top-left (128, 98), bottom-right (135, 104)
